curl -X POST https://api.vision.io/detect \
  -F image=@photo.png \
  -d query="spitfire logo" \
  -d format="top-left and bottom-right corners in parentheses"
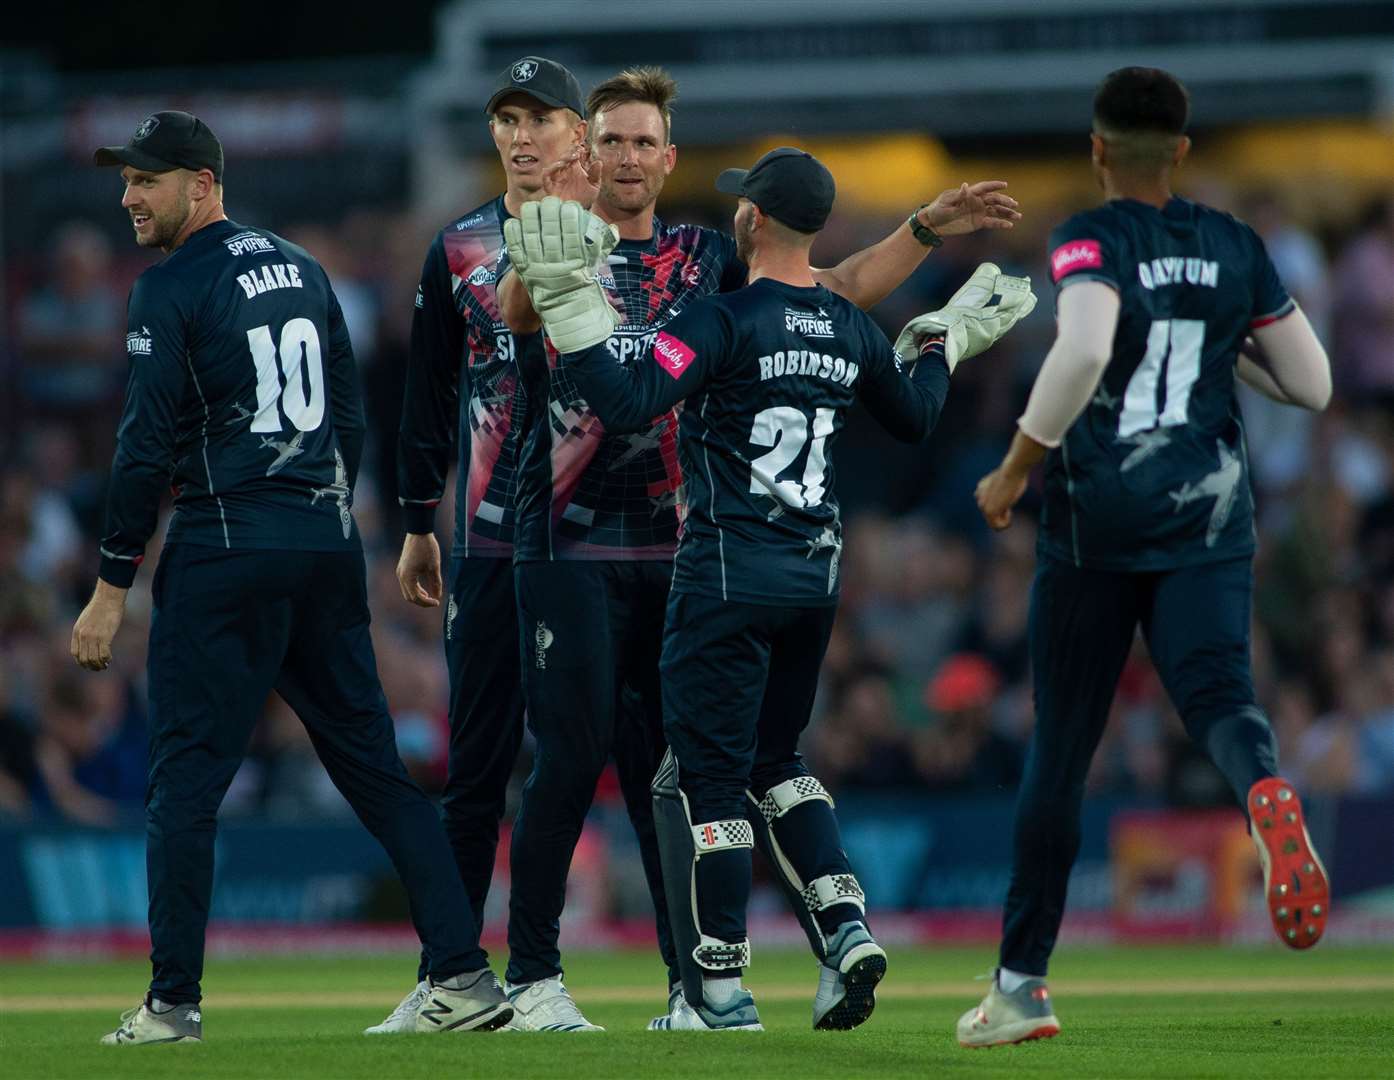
top-left (467, 264), bottom-right (497, 287)
top-left (785, 307), bottom-right (835, 339)
top-left (134, 115), bottom-right (159, 141)
top-left (126, 326), bottom-right (153, 356)
top-left (445, 596), bottom-right (458, 641)
top-left (512, 60), bottom-right (538, 83)
top-left (681, 262), bottom-right (702, 288)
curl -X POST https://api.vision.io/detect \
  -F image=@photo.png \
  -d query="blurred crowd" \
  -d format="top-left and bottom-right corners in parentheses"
top-left (2, 175), bottom-right (1393, 830)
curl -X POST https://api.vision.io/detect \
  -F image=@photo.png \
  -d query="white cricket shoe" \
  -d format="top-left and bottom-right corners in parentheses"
top-left (100, 996), bottom-right (202, 1045)
top-left (416, 969), bottom-right (514, 1032)
top-left (503, 975), bottom-right (604, 1031)
top-left (647, 983), bottom-right (683, 1030)
top-left (648, 986), bottom-right (763, 1031)
top-left (813, 920), bottom-right (887, 1030)
top-left (957, 971), bottom-right (1061, 1048)
top-left (364, 980), bottom-right (429, 1035)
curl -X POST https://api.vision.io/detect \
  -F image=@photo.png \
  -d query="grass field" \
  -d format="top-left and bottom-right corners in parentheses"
top-left (2, 943), bottom-right (1391, 1079)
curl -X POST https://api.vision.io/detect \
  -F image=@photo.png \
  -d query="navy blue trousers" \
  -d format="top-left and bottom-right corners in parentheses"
top-left (1000, 554), bottom-right (1278, 975)
top-left (415, 554), bottom-right (525, 982)
top-left (659, 592), bottom-right (855, 948)
top-left (145, 544), bottom-right (485, 1004)
top-left (506, 559), bottom-right (677, 986)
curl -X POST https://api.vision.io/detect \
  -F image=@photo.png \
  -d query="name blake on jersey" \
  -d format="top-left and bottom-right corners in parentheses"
top-left (236, 263), bottom-right (304, 299)
top-left (758, 345), bottom-right (859, 387)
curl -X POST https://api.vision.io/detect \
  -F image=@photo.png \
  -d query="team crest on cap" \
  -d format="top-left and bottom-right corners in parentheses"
top-left (134, 115), bottom-right (159, 141)
top-left (512, 59), bottom-right (538, 83)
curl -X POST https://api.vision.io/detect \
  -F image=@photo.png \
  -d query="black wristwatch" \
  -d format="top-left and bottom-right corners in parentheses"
top-left (908, 206), bottom-right (944, 248)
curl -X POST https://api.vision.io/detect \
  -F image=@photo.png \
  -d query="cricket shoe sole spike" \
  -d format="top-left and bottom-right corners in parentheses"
top-left (652, 748), bottom-right (756, 1009)
top-left (957, 973), bottom-right (1061, 1048)
top-left (364, 980), bottom-right (429, 1034)
top-left (503, 975), bottom-right (604, 1031)
top-left (648, 987), bottom-right (763, 1031)
top-left (100, 996), bottom-right (203, 1045)
top-left (416, 969), bottom-right (514, 1032)
top-left (813, 921), bottom-right (887, 1030)
top-left (1248, 776), bottom-right (1330, 948)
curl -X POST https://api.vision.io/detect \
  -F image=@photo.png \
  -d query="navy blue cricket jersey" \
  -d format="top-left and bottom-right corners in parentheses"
top-left (558, 278), bottom-right (951, 606)
top-left (1040, 196), bottom-right (1294, 571)
top-left (99, 219), bottom-right (364, 587)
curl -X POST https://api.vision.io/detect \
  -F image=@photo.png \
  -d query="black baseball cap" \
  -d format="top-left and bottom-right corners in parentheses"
top-left (715, 147), bottom-right (836, 233)
top-left (93, 111), bottom-right (224, 182)
top-left (485, 56), bottom-right (585, 116)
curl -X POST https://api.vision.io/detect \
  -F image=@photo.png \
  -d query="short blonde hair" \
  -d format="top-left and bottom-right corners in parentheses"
top-left (586, 66), bottom-right (678, 143)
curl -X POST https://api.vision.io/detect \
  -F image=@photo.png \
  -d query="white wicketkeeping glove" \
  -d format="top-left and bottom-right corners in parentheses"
top-left (502, 195), bottom-right (621, 354)
top-left (894, 262), bottom-right (1037, 374)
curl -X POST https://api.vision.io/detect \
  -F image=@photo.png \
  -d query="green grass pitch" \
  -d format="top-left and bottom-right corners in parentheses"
top-left (2, 943), bottom-right (1391, 1078)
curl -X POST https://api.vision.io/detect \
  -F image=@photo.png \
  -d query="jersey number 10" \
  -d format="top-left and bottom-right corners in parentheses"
top-left (245, 319), bottom-right (325, 434)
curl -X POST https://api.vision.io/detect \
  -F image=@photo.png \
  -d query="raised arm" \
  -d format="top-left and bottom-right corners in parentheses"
top-left (812, 181), bottom-right (1021, 309)
top-left (561, 306), bottom-right (725, 433)
top-left (498, 268), bottom-right (541, 335)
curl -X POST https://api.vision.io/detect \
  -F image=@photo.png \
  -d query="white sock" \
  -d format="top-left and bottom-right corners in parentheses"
top-left (997, 967), bottom-right (1035, 994)
top-left (147, 996), bottom-right (177, 1014)
top-left (703, 975), bottom-right (741, 1006)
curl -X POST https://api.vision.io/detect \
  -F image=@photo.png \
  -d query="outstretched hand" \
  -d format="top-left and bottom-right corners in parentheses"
top-left (921, 181), bottom-right (1021, 237)
top-left (541, 146), bottom-right (601, 209)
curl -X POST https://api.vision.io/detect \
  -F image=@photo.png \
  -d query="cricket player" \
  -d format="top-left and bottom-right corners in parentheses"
top-left (501, 150), bottom-right (1034, 1029)
top-left (494, 66), bottom-right (1023, 1030)
top-left (74, 111), bottom-right (511, 1044)
top-left (375, 56), bottom-right (589, 1033)
top-left (961, 67), bottom-right (1333, 1047)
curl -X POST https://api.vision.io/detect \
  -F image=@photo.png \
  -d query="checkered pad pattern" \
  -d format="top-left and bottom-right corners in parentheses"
top-left (756, 775), bottom-right (830, 822)
top-left (692, 818), bottom-right (755, 852)
top-left (803, 873), bottom-right (866, 912)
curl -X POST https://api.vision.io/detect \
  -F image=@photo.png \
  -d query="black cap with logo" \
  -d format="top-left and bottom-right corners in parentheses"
top-left (485, 56), bottom-right (586, 116)
top-left (715, 147), bottom-right (836, 233)
top-left (93, 111), bottom-right (225, 182)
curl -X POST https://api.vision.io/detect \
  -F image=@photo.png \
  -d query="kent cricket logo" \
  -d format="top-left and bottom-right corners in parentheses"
top-left (134, 115), bottom-right (159, 140)
top-left (534, 620), bottom-right (553, 669)
top-left (126, 326), bottom-right (153, 356)
top-left (512, 59), bottom-right (538, 82)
